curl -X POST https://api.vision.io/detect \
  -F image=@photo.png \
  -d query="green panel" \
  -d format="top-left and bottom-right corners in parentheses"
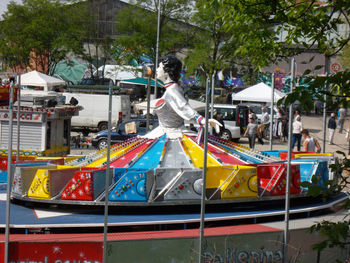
top-left (107, 231), bottom-right (284, 263)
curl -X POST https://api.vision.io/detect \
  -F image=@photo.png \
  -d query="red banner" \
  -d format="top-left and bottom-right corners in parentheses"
top-left (0, 242), bottom-right (102, 263)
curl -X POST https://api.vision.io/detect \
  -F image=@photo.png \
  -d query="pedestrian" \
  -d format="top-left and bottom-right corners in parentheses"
top-left (258, 107), bottom-right (269, 138)
top-left (244, 117), bottom-right (259, 149)
top-left (248, 108), bottom-right (257, 123)
top-left (75, 134), bottom-right (81, 149)
top-left (213, 114), bottom-right (225, 137)
top-left (294, 110), bottom-right (301, 122)
top-left (292, 116), bottom-right (303, 151)
top-left (328, 112), bottom-right (337, 145)
top-left (301, 129), bottom-right (321, 153)
top-left (338, 106), bottom-right (346, 133)
top-left (281, 116), bottom-right (288, 142)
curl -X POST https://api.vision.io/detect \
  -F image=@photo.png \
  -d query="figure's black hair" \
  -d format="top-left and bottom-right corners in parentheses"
top-left (160, 55), bottom-right (182, 82)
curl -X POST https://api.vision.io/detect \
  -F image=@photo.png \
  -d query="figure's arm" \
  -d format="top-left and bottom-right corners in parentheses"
top-left (166, 86), bottom-right (222, 133)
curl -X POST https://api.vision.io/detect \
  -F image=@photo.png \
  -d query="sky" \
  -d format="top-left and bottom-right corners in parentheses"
top-left (0, 0), bottom-right (22, 17)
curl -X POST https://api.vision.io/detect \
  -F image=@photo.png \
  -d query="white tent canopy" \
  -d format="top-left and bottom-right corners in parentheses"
top-left (135, 99), bottom-right (205, 114)
top-left (21, 70), bottom-right (66, 91)
top-left (232, 82), bottom-right (285, 104)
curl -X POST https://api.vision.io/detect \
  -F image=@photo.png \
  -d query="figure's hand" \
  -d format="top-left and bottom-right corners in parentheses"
top-left (208, 119), bottom-right (222, 134)
top-left (194, 114), bottom-right (222, 134)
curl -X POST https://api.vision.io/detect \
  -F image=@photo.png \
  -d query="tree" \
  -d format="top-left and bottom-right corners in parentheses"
top-left (210, 0), bottom-right (350, 259)
top-left (0, 0), bottom-right (86, 75)
top-left (114, 0), bottom-right (193, 65)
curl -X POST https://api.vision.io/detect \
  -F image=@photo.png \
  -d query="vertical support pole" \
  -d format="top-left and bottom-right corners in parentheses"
top-left (146, 75), bottom-right (151, 132)
top-left (269, 73), bottom-right (275, 151)
top-left (283, 58), bottom-right (295, 263)
top-left (4, 82), bottom-right (14, 263)
top-left (198, 76), bottom-right (210, 263)
top-left (322, 55), bottom-right (330, 153)
top-left (16, 73), bottom-right (21, 161)
top-left (154, 0), bottom-right (161, 99)
top-left (102, 80), bottom-right (113, 263)
top-left (210, 73), bottom-right (215, 135)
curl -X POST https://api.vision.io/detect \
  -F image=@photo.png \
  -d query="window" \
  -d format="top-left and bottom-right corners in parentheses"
top-left (215, 107), bottom-right (236, 121)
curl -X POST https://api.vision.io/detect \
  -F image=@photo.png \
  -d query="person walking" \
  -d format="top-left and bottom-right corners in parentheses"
top-left (328, 112), bottom-right (337, 145)
top-left (292, 116), bottom-right (303, 151)
top-left (248, 109), bottom-right (257, 123)
top-left (244, 117), bottom-right (259, 149)
top-left (301, 129), bottom-right (321, 153)
top-left (258, 107), bottom-right (269, 138)
top-left (338, 106), bottom-right (346, 133)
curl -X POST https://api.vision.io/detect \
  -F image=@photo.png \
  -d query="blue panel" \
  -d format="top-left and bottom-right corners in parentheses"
top-left (109, 169), bottom-right (148, 202)
top-left (130, 134), bottom-right (167, 169)
top-left (261, 150), bottom-right (286, 158)
top-left (0, 170), bottom-right (7, 183)
top-left (291, 160), bottom-right (329, 190)
top-left (114, 168), bottom-right (127, 183)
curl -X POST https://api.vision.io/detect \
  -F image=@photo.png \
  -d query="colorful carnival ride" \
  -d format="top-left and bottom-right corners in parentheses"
top-left (7, 132), bottom-right (335, 209)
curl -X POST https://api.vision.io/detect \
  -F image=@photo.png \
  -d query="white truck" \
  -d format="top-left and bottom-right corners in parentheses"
top-left (63, 93), bottom-right (130, 134)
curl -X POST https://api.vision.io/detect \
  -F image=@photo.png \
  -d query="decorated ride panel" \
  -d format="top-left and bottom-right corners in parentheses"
top-left (61, 168), bottom-right (113, 201)
top-left (206, 165), bottom-right (257, 200)
top-left (257, 163), bottom-right (300, 197)
top-left (109, 169), bottom-right (153, 202)
top-left (28, 166), bottom-right (79, 199)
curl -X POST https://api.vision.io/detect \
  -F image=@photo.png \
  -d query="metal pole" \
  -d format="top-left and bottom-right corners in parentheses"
top-left (269, 73), bottom-right (275, 151)
top-left (283, 58), bottom-right (295, 263)
top-left (154, 0), bottom-right (161, 99)
top-left (102, 81), bottom-right (113, 263)
top-left (146, 76), bottom-right (151, 132)
top-left (322, 55), bottom-right (330, 153)
top-left (4, 82), bottom-right (14, 263)
top-left (210, 73), bottom-right (215, 135)
top-left (16, 73), bottom-right (21, 161)
top-left (198, 76), bottom-right (210, 263)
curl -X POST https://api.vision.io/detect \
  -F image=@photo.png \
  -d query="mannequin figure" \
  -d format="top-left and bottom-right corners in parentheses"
top-left (146, 55), bottom-right (221, 139)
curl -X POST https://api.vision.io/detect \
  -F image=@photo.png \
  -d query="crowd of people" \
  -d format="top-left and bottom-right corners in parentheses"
top-left (243, 105), bottom-right (348, 152)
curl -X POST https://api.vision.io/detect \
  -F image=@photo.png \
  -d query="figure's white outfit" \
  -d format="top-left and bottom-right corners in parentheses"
top-left (145, 82), bottom-right (201, 139)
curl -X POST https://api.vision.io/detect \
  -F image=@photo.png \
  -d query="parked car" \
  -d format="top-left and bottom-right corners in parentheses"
top-left (185, 104), bottom-right (249, 142)
top-left (91, 119), bottom-right (159, 149)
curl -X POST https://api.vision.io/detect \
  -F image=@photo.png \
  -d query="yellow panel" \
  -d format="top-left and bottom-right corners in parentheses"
top-left (182, 135), bottom-right (221, 168)
top-left (28, 169), bottom-right (51, 199)
top-left (294, 153), bottom-right (333, 158)
top-left (220, 166), bottom-right (258, 199)
top-left (85, 142), bottom-right (138, 167)
top-left (206, 165), bottom-right (238, 189)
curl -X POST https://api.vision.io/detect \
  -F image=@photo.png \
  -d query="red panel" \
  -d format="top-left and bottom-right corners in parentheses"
top-left (0, 242), bottom-right (102, 263)
top-left (0, 224), bottom-right (281, 243)
top-left (207, 144), bottom-right (246, 165)
top-left (279, 151), bottom-right (313, 160)
top-left (61, 169), bottom-right (104, 201)
top-left (110, 141), bottom-right (151, 168)
top-left (257, 163), bottom-right (300, 196)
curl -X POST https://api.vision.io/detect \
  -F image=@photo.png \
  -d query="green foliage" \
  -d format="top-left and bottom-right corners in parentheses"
top-left (0, 0), bottom-right (87, 74)
top-left (114, 0), bottom-right (193, 65)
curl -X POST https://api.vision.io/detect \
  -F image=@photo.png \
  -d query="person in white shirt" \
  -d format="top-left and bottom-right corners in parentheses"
top-left (294, 110), bottom-right (301, 122)
top-left (292, 116), bottom-right (303, 151)
top-left (338, 106), bottom-right (346, 133)
top-left (258, 107), bottom-right (269, 137)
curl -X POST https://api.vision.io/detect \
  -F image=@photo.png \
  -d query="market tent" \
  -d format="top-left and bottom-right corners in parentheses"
top-left (135, 99), bottom-right (205, 113)
top-left (96, 65), bottom-right (142, 83)
top-left (53, 59), bottom-right (87, 84)
top-left (21, 70), bottom-right (66, 92)
top-left (232, 82), bottom-right (285, 104)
